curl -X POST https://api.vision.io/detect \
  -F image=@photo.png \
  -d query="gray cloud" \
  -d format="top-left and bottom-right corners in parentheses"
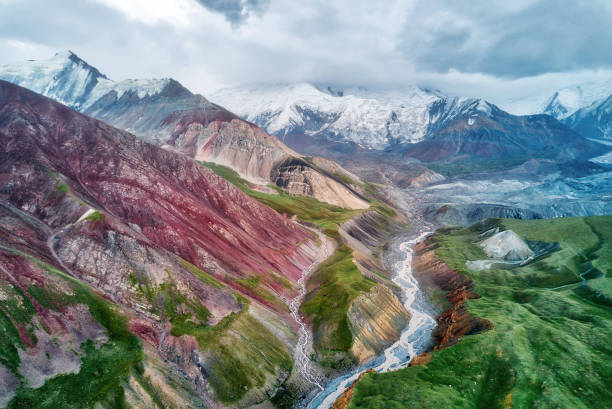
top-left (195, 0), bottom-right (269, 24)
top-left (398, 0), bottom-right (612, 78)
top-left (0, 0), bottom-right (611, 108)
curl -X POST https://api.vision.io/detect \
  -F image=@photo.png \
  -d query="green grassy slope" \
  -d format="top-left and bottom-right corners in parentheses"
top-left (348, 216), bottom-right (612, 409)
top-left (205, 306), bottom-right (293, 404)
top-left (301, 246), bottom-right (376, 369)
top-left (200, 161), bottom-right (361, 237)
top-left (1, 251), bottom-right (157, 409)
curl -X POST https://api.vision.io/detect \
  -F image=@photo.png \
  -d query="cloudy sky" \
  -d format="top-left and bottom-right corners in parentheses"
top-left (1, 0), bottom-right (611, 111)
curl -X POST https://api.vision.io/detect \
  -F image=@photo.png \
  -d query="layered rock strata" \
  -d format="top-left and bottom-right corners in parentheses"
top-left (348, 285), bottom-right (410, 363)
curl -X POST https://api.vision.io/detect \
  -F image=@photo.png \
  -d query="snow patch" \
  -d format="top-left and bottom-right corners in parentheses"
top-left (76, 208), bottom-right (97, 223)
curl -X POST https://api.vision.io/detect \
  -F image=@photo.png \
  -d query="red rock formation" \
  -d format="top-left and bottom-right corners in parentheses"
top-left (0, 80), bottom-right (315, 289)
top-left (409, 351), bottom-right (433, 366)
top-left (412, 238), bottom-right (492, 349)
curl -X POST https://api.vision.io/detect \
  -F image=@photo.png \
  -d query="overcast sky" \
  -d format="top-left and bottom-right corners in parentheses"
top-left (1, 0), bottom-right (611, 110)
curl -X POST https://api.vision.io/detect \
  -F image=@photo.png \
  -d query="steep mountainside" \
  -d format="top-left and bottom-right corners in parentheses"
top-left (401, 101), bottom-right (604, 161)
top-left (0, 52), bottom-right (367, 209)
top-left (0, 80), bottom-right (324, 407)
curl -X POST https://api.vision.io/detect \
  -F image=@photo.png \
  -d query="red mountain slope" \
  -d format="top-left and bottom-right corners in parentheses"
top-left (0, 80), bottom-right (319, 406)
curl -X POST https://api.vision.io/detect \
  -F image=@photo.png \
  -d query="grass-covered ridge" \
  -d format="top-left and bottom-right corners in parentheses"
top-left (301, 245), bottom-right (376, 368)
top-left (206, 309), bottom-right (293, 404)
top-left (348, 216), bottom-right (612, 409)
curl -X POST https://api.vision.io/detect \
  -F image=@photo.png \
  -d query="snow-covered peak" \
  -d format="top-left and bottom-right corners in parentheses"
top-left (475, 99), bottom-right (493, 115)
top-left (210, 83), bottom-right (445, 149)
top-left (0, 51), bottom-right (177, 110)
top-left (448, 98), bottom-right (494, 117)
top-left (425, 96), bottom-right (498, 130)
top-left (0, 50), bottom-right (109, 109)
top-left (539, 78), bottom-right (612, 120)
top-left (85, 78), bottom-right (172, 107)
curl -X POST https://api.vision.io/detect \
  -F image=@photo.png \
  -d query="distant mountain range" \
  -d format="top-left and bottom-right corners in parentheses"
top-left (1, 51), bottom-right (610, 183)
top-left (211, 82), bottom-right (606, 162)
top-left (498, 77), bottom-right (612, 142)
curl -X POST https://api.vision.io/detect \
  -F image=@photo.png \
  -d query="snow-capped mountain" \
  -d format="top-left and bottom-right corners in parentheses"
top-left (210, 83), bottom-right (602, 162)
top-left (2, 52), bottom-right (603, 164)
top-left (523, 78), bottom-right (612, 140)
top-left (564, 95), bottom-right (612, 140)
top-left (541, 78), bottom-right (612, 120)
top-left (210, 83), bottom-right (446, 150)
top-left (0, 50), bottom-right (174, 110)
top-left (402, 100), bottom-right (602, 162)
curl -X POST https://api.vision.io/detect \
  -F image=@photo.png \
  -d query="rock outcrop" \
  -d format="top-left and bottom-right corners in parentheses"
top-left (271, 157), bottom-right (369, 209)
top-left (339, 211), bottom-right (391, 259)
top-left (480, 229), bottom-right (534, 260)
top-left (348, 285), bottom-right (410, 363)
top-left (339, 211), bottom-right (404, 284)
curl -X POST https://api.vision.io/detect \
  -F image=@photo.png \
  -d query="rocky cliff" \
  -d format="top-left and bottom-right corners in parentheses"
top-left (271, 157), bottom-right (368, 209)
top-left (348, 285), bottom-right (410, 363)
top-left (339, 210), bottom-right (404, 283)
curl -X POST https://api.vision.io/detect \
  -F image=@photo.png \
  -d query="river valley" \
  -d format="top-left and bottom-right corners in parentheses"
top-left (304, 223), bottom-right (437, 409)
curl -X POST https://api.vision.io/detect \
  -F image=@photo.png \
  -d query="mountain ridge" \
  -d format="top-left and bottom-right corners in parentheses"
top-left (0, 51), bottom-right (368, 209)
top-left (211, 82), bottom-right (606, 163)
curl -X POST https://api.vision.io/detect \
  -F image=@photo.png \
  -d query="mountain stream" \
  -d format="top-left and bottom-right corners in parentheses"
top-left (305, 226), bottom-right (437, 408)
